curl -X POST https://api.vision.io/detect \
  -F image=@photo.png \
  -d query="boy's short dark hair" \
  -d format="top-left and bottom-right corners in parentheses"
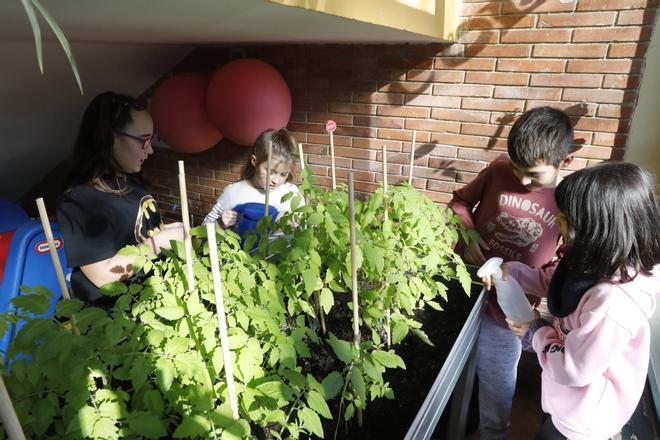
top-left (507, 106), bottom-right (574, 168)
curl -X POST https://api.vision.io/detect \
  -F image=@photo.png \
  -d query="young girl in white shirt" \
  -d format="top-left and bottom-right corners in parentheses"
top-left (203, 128), bottom-right (302, 228)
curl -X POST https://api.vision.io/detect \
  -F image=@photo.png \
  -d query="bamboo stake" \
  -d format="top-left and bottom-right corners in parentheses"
top-left (408, 130), bottom-right (417, 185)
top-left (348, 173), bottom-right (363, 428)
top-left (264, 139), bottom-right (272, 218)
top-left (206, 223), bottom-right (239, 420)
top-left (298, 142), bottom-right (305, 170)
top-left (329, 131), bottom-right (336, 190)
top-left (0, 374), bottom-right (26, 440)
top-left (35, 198), bottom-right (79, 336)
top-left (178, 161), bottom-right (195, 292)
top-left (381, 146), bottom-right (392, 348)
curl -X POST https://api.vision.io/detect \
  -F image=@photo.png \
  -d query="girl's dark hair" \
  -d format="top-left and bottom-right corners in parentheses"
top-left (63, 91), bottom-right (146, 194)
top-left (241, 128), bottom-right (298, 182)
top-left (556, 162), bottom-right (660, 283)
top-left (508, 106), bottom-right (574, 168)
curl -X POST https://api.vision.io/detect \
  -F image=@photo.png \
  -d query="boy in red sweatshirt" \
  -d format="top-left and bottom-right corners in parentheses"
top-left (449, 106), bottom-right (574, 439)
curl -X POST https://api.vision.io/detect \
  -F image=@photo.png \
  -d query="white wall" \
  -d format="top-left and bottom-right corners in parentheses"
top-left (0, 40), bottom-right (189, 200)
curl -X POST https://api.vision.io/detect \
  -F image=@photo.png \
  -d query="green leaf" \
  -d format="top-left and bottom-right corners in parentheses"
top-left (302, 269), bottom-right (322, 295)
top-left (173, 414), bottom-right (211, 438)
top-left (350, 366), bottom-right (366, 403)
top-left (319, 288), bottom-right (334, 314)
top-left (392, 321), bottom-right (409, 345)
top-left (321, 371), bottom-right (343, 399)
top-left (143, 389), bottom-right (165, 416)
top-left (20, 0), bottom-right (43, 73)
top-left (127, 411), bottom-right (167, 439)
top-left (344, 403), bottom-right (355, 421)
top-left (299, 407), bottom-right (324, 438)
top-left (412, 328), bottom-right (434, 347)
top-left (306, 390), bottom-right (332, 419)
top-left (93, 417), bottom-right (119, 438)
top-left (154, 306), bottom-right (184, 321)
top-left (11, 294), bottom-right (50, 314)
top-left (372, 350), bottom-right (406, 369)
top-left (456, 263), bottom-right (472, 295)
top-left (256, 380), bottom-right (293, 401)
top-left (155, 358), bottom-right (175, 392)
top-left (55, 299), bottom-right (83, 318)
top-left (327, 333), bottom-right (353, 365)
top-left (100, 281), bottom-right (128, 297)
top-left (222, 419), bottom-right (251, 440)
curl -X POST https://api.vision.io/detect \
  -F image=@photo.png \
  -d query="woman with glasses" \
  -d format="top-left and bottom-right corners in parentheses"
top-left (57, 91), bottom-right (184, 309)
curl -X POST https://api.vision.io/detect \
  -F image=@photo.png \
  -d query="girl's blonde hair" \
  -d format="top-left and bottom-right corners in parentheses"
top-left (241, 128), bottom-right (298, 182)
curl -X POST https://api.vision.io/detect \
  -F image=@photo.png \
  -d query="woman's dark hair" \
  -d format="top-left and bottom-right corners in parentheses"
top-left (63, 91), bottom-right (147, 194)
top-left (508, 106), bottom-right (574, 168)
top-left (556, 162), bottom-right (660, 282)
top-left (241, 128), bottom-right (298, 182)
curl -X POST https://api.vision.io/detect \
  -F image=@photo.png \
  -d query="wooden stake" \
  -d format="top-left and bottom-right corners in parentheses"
top-left (330, 131), bottom-right (336, 190)
top-left (298, 142), bottom-right (305, 170)
top-left (408, 130), bottom-right (417, 185)
top-left (381, 147), bottom-right (392, 348)
top-left (178, 161), bottom-right (195, 292)
top-left (348, 173), bottom-right (363, 428)
top-left (0, 375), bottom-right (26, 440)
top-left (264, 139), bottom-right (272, 218)
top-left (35, 198), bottom-right (79, 336)
top-left (206, 223), bottom-right (240, 420)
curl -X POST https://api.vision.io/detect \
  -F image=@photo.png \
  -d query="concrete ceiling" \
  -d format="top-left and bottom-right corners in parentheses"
top-left (0, 0), bottom-right (444, 44)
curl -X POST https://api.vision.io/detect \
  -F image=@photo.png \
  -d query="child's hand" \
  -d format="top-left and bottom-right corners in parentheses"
top-left (506, 309), bottom-right (540, 338)
top-left (481, 263), bottom-right (509, 291)
top-left (220, 210), bottom-right (239, 228)
top-left (163, 221), bottom-right (183, 230)
top-left (464, 235), bottom-right (490, 265)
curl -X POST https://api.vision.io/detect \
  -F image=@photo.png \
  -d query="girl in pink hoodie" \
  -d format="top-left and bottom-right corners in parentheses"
top-left (484, 162), bottom-right (660, 439)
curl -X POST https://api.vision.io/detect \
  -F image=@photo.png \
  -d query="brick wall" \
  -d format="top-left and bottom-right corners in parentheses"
top-left (142, 0), bottom-right (658, 223)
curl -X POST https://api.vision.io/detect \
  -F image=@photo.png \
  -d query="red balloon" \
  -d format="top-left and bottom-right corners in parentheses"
top-left (206, 59), bottom-right (292, 147)
top-left (151, 73), bottom-right (222, 153)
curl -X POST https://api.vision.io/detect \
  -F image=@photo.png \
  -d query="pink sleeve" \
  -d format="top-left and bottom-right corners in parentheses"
top-left (531, 305), bottom-right (632, 387)
top-left (448, 165), bottom-right (492, 231)
top-left (506, 261), bottom-right (556, 298)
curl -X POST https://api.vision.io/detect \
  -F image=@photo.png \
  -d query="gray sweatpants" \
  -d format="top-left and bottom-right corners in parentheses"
top-left (476, 312), bottom-right (523, 440)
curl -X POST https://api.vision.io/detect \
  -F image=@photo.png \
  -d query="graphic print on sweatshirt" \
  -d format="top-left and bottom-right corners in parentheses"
top-left (484, 193), bottom-right (559, 261)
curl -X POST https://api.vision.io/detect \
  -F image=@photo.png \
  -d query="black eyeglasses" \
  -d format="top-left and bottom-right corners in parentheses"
top-left (115, 130), bottom-right (154, 150)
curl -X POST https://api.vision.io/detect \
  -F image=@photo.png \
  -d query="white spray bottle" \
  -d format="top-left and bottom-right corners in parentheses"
top-left (477, 257), bottom-right (535, 322)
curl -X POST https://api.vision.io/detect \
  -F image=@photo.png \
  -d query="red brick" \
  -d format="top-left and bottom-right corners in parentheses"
top-left (602, 74), bottom-right (641, 89)
top-left (407, 70), bottom-right (465, 83)
top-left (377, 151), bottom-right (429, 167)
top-left (300, 138), bottom-right (334, 152)
top-left (575, 146), bottom-right (619, 160)
top-left (403, 165), bottom-right (457, 181)
top-left (567, 59), bottom-right (641, 74)
top-left (461, 122), bottom-right (511, 138)
top-left (420, 190), bottom-right (453, 205)
top-left (531, 74), bottom-right (602, 88)
top-left (418, 144), bottom-right (458, 158)
top-left (431, 108), bottom-right (491, 123)
top-left (577, 0), bottom-right (658, 11)
top-left (502, 1), bottom-right (574, 13)
top-left (335, 169), bottom-right (375, 182)
top-left (573, 117), bottom-right (625, 133)
top-left (377, 105), bottom-right (430, 118)
top-left (306, 154), bottom-right (351, 168)
top-left (378, 55), bottom-right (433, 69)
top-left (573, 27), bottom-right (653, 42)
top-left (538, 12), bottom-right (616, 27)
top-left (307, 112), bottom-right (353, 125)
top-left (457, 171), bottom-right (478, 183)
top-left (287, 122), bottom-right (325, 134)
top-left (377, 81), bottom-right (432, 94)
top-left (608, 43), bottom-right (649, 58)
top-left (458, 148), bottom-right (509, 162)
top-left (494, 86), bottom-right (562, 100)
top-left (466, 15), bottom-right (535, 29)
top-left (354, 115), bottom-right (405, 129)
top-left (525, 101), bottom-right (597, 117)
top-left (328, 102), bottom-right (376, 115)
top-left (429, 158), bottom-right (488, 173)
top-left (465, 71), bottom-right (529, 85)
top-left (377, 128), bottom-right (417, 141)
top-left (353, 159), bottom-right (402, 174)
top-left (458, 30), bottom-right (500, 44)
top-left (431, 132), bottom-right (491, 148)
top-left (353, 92), bottom-right (404, 105)
top-left (432, 83), bottom-right (494, 97)
top-left (461, 2), bottom-right (502, 16)
top-left (427, 180), bottom-right (464, 193)
top-left (592, 133), bottom-right (628, 148)
top-left (533, 44), bottom-right (608, 58)
top-left (333, 146), bottom-right (378, 160)
top-left (563, 88), bottom-right (634, 104)
top-left (617, 9), bottom-right (657, 25)
top-left (405, 95), bottom-right (462, 108)
top-left (501, 29), bottom-right (571, 43)
top-left (352, 138), bottom-right (403, 151)
top-left (464, 44), bottom-right (531, 58)
top-left (497, 59), bottom-right (566, 73)
top-left (307, 165), bottom-right (329, 176)
top-left (334, 125), bottom-right (378, 138)
top-left (186, 184), bottom-right (215, 196)
top-left (434, 58), bottom-right (496, 70)
top-left (596, 104), bottom-right (635, 118)
top-left (405, 119), bottom-right (462, 134)
top-left (462, 98), bottom-right (525, 112)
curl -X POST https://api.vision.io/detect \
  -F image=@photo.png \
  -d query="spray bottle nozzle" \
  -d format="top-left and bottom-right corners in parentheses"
top-left (476, 257), bottom-right (504, 279)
